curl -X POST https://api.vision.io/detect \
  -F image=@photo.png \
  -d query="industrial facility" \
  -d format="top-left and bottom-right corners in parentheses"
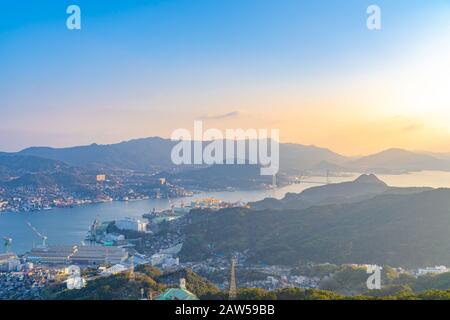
top-left (26, 245), bottom-right (128, 266)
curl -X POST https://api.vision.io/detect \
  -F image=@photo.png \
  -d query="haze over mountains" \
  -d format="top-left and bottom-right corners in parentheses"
top-left (1, 136), bottom-right (450, 194)
top-left (18, 137), bottom-right (348, 174)
top-left (12, 137), bottom-right (450, 175)
top-left (348, 148), bottom-right (450, 173)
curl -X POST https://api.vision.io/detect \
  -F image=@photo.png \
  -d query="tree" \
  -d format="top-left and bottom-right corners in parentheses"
top-left (237, 288), bottom-right (277, 300)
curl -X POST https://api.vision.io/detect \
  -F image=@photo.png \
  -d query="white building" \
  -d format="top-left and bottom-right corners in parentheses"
top-left (162, 257), bottom-right (179, 269)
top-left (115, 218), bottom-right (148, 232)
top-left (151, 253), bottom-right (169, 266)
top-left (0, 253), bottom-right (21, 272)
top-left (417, 266), bottom-right (449, 276)
top-left (267, 276), bottom-right (279, 286)
top-left (100, 264), bottom-right (128, 276)
top-left (159, 243), bottom-right (183, 255)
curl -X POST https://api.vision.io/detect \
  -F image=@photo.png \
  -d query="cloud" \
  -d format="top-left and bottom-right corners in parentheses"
top-left (402, 123), bottom-right (423, 132)
top-left (198, 111), bottom-right (241, 120)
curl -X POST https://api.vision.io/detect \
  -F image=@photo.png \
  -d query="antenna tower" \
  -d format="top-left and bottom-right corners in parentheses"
top-left (228, 257), bottom-right (237, 300)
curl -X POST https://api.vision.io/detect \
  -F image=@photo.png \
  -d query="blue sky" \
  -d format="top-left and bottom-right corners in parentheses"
top-left (1, 1), bottom-right (450, 153)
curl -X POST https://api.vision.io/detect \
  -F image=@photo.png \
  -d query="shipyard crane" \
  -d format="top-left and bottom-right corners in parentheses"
top-left (3, 236), bottom-right (12, 253)
top-left (26, 221), bottom-right (48, 247)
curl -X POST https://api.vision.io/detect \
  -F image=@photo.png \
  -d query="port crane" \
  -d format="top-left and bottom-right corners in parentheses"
top-left (26, 221), bottom-right (48, 247)
top-left (3, 236), bottom-right (12, 253)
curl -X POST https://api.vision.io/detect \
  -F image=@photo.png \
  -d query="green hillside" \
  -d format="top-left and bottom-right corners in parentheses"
top-left (181, 188), bottom-right (450, 268)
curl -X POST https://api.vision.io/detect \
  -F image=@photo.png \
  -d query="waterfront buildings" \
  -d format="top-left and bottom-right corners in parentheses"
top-left (417, 266), bottom-right (449, 276)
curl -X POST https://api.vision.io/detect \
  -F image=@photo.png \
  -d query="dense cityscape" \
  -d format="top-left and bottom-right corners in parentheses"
top-left (3, 189), bottom-right (450, 301)
top-left (0, 173), bottom-right (193, 213)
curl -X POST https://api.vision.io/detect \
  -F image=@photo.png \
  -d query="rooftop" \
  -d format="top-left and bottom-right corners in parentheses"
top-left (154, 288), bottom-right (199, 300)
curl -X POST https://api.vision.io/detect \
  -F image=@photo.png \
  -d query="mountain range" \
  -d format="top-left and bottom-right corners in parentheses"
top-left (347, 148), bottom-right (450, 173)
top-left (13, 137), bottom-right (450, 175)
top-left (19, 137), bottom-right (177, 172)
top-left (1, 137), bottom-right (450, 193)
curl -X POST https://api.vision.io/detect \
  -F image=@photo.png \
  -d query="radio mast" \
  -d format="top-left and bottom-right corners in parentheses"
top-left (228, 257), bottom-right (237, 300)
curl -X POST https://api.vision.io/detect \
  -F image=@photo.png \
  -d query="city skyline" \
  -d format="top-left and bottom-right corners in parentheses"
top-left (1, 1), bottom-right (450, 155)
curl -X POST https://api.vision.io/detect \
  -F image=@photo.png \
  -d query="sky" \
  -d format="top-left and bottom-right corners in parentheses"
top-left (1, 0), bottom-right (450, 155)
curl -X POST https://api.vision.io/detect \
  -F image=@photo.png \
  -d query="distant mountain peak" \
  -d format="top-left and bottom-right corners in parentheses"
top-left (383, 147), bottom-right (407, 153)
top-left (354, 174), bottom-right (386, 185)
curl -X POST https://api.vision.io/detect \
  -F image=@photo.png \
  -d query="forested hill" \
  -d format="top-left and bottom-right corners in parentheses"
top-left (181, 188), bottom-right (450, 268)
top-left (251, 174), bottom-right (431, 210)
